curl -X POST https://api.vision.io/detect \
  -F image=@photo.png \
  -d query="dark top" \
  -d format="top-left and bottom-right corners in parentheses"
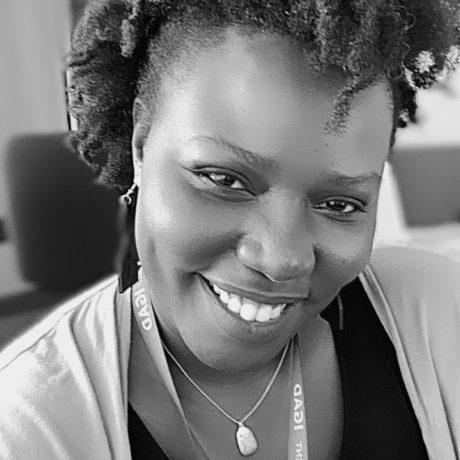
top-left (128, 277), bottom-right (428, 459)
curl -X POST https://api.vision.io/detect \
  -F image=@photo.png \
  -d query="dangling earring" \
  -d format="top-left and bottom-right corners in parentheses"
top-left (117, 182), bottom-right (140, 293)
top-left (338, 294), bottom-right (344, 331)
top-left (120, 182), bottom-right (138, 206)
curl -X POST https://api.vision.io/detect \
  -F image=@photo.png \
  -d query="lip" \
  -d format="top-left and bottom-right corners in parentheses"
top-left (203, 277), bottom-right (309, 305)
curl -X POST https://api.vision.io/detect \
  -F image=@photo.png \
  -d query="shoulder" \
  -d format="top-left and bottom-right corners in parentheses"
top-left (0, 276), bottom-right (123, 458)
top-left (364, 250), bottom-right (460, 455)
top-left (368, 246), bottom-right (460, 299)
top-left (0, 275), bottom-right (118, 373)
top-left (362, 247), bottom-right (460, 339)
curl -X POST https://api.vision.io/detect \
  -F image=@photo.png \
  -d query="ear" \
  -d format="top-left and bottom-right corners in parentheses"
top-left (131, 97), bottom-right (148, 187)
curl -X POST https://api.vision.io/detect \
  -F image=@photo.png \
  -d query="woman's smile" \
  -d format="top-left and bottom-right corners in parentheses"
top-left (201, 274), bottom-right (307, 323)
top-left (198, 273), bottom-right (307, 342)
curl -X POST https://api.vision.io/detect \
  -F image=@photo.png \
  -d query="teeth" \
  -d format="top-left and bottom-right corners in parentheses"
top-left (210, 282), bottom-right (290, 323)
top-left (227, 294), bottom-right (242, 313)
top-left (270, 305), bottom-right (283, 320)
top-left (255, 305), bottom-right (272, 323)
top-left (219, 290), bottom-right (230, 304)
top-left (240, 301), bottom-right (258, 321)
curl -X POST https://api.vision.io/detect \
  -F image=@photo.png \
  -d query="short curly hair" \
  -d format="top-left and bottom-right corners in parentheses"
top-left (67, 0), bottom-right (460, 194)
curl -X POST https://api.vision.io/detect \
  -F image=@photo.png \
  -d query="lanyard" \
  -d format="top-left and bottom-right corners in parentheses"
top-left (131, 275), bottom-right (309, 459)
top-left (287, 334), bottom-right (309, 460)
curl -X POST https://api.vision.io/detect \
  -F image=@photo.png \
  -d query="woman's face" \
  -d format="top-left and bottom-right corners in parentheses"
top-left (133, 30), bottom-right (393, 373)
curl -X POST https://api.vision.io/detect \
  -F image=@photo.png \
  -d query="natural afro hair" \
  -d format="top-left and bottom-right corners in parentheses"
top-left (67, 0), bottom-right (460, 194)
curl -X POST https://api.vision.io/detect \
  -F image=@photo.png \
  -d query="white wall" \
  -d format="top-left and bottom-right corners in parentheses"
top-left (0, 0), bottom-right (71, 295)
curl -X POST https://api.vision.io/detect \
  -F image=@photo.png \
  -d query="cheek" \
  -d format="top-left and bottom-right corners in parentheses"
top-left (134, 161), bottom-right (237, 275)
top-left (313, 217), bottom-right (376, 301)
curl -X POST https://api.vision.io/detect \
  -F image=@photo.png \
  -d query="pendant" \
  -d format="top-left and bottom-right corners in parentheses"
top-left (235, 422), bottom-right (258, 457)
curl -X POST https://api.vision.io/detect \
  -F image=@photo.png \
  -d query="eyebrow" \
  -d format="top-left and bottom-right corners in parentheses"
top-left (189, 135), bottom-right (279, 170)
top-left (315, 171), bottom-right (382, 187)
top-left (189, 135), bottom-right (382, 186)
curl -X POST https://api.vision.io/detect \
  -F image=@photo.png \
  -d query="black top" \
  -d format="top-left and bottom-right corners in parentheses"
top-left (128, 277), bottom-right (428, 459)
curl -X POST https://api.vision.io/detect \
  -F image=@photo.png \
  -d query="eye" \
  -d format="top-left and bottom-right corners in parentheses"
top-left (197, 171), bottom-right (247, 190)
top-left (315, 199), bottom-right (363, 215)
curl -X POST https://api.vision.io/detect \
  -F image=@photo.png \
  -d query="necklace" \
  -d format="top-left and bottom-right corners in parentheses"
top-left (161, 339), bottom-right (291, 457)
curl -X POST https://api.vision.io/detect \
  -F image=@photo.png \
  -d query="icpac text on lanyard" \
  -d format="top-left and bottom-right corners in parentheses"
top-left (133, 285), bottom-right (154, 331)
top-left (288, 335), bottom-right (309, 460)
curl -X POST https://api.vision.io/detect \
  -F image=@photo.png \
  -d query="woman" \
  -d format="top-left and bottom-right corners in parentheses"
top-left (1, 1), bottom-right (460, 459)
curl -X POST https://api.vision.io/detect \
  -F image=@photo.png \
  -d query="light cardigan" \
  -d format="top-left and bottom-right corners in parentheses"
top-left (0, 247), bottom-right (459, 459)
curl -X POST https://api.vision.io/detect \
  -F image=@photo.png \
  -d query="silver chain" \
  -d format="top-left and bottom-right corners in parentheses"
top-left (161, 339), bottom-right (291, 426)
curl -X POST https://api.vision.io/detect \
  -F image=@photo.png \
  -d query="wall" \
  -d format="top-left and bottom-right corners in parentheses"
top-left (0, 0), bottom-right (71, 295)
top-left (392, 67), bottom-right (460, 225)
top-left (392, 147), bottom-right (460, 225)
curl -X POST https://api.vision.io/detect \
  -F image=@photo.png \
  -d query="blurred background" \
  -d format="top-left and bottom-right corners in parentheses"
top-left (0, 0), bottom-right (459, 348)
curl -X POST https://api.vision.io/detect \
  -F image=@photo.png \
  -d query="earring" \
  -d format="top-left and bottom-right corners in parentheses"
top-left (338, 294), bottom-right (344, 331)
top-left (117, 181), bottom-right (140, 293)
top-left (120, 182), bottom-right (138, 206)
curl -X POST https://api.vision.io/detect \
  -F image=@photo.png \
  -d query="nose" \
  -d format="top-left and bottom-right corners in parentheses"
top-left (236, 209), bottom-right (315, 283)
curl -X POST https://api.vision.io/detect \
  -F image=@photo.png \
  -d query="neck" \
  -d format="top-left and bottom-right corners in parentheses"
top-left (157, 320), bottom-right (288, 391)
top-left (129, 314), bottom-right (291, 426)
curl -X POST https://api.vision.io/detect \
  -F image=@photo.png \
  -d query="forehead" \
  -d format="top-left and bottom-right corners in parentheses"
top-left (152, 29), bottom-right (393, 176)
